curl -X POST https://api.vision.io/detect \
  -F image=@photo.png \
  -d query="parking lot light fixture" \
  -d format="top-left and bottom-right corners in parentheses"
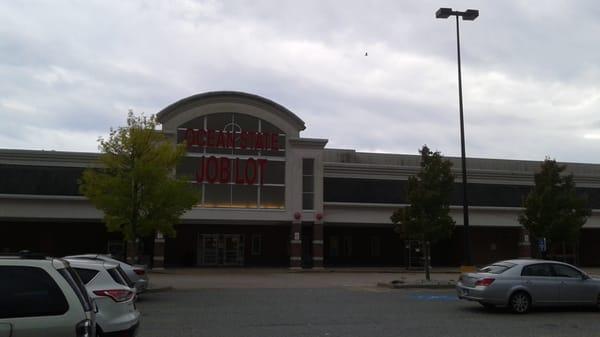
top-left (462, 9), bottom-right (479, 21)
top-left (435, 8), bottom-right (479, 271)
top-left (435, 8), bottom-right (452, 19)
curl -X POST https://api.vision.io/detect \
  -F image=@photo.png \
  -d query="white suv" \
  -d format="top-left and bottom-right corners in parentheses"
top-left (66, 255), bottom-right (149, 293)
top-left (0, 254), bottom-right (96, 337)
top-left (66, 259), bottom-right (140, 337)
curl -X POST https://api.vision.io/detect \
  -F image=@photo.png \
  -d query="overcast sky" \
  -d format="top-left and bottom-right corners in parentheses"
top-left (1, 0), bottom-right (600, 163)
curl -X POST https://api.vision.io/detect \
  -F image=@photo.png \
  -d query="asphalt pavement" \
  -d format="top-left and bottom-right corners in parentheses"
top-left (136, 269), bottom-right (600, 337)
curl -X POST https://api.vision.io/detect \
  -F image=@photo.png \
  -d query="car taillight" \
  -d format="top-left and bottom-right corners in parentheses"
top-left (93, 289), bottom-right (134, 302)
top-left (475, 278), bottom-right (495, 287)
top-left (134, 268), bottom-right (145, 276)
top-left (76, 319), bottom-right (93, 337)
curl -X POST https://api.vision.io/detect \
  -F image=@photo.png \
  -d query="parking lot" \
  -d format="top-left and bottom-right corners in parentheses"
top-left (136, 270), bottom-right (600, 337)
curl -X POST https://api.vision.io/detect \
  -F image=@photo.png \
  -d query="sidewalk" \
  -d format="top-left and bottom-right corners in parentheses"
top-left (148, 266), bottom-right (461, 274)
top-left (144, 266), bottom-right (600, 292)
top-left (145, 267), bottom-right (461, 291)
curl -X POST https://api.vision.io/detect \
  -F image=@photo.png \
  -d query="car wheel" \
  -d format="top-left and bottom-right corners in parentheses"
top-left (480, 302), bottom-right (495, 310)
top-left (509, 291), bottom-right (530, 314)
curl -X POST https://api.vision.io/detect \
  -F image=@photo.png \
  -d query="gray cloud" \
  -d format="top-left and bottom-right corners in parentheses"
top-left (1, 0), bottom-right (600, 164)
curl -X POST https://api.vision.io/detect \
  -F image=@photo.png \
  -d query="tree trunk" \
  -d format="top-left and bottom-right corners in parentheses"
top-left (126, 240), bottom-right (137, 264)
top-left (424, 241), bottom-right (431, 281)
top-left (149, 232), bottom-right (156, 269)
top-left (135, 238), bottom-right (142, 265)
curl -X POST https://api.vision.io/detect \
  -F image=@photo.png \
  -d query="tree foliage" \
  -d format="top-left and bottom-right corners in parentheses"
top-left (391, 146), bottom-right (455, 280)
top-left (518, 158), bottom-right (590, 250)
top-left (391, 145), bottom-right (455, 243)
top-left (80, 111), bottom-right (199, 242)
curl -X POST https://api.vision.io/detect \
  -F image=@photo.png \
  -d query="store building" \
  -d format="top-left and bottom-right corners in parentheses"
top-left (1, 91), bottom-right (600, 268)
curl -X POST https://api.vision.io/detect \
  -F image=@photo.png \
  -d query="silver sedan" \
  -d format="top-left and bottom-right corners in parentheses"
top-left (456, 259), bottom-right (600, 313)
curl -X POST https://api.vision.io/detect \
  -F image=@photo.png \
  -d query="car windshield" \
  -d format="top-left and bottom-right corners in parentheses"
top-left (479, 263), bottom-right (516, 274)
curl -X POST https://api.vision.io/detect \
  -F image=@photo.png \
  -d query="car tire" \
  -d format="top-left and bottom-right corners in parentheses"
top-left (480, 302), bottom-right (495, 310)
top-left (509, 291), bottom-right (530, 314)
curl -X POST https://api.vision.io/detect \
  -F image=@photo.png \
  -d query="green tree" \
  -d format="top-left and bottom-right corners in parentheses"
top-left (80, 111), bottom-right (199, 263)
top-left (391, 145), bottom-right (455, 281)
top-left (518, 158), bottom-right (591, 260)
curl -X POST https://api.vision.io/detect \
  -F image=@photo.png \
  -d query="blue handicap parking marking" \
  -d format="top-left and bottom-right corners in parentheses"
top-left (410, 294), bottom-right (458, 302)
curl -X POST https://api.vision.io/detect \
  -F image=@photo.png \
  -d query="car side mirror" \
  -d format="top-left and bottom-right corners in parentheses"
top-left (582, 274), bottom-right (590, 280)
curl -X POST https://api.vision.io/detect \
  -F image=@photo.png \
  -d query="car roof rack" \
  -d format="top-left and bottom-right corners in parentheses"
top-left (10, 250), bottom-right (47, 259)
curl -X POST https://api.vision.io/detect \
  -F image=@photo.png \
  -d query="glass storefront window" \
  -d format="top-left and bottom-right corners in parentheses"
top-left (260, 120), bottom-right (285, 157)
top-left (302, 158), bottom-right (314, 176)
top-left (176, 157), bottom-right (197, 179)
top-left (302, 194), bottom-right (314, 211)
top-left (203, 184), bottom-right (232, 208)
top-left (206, 113), bottom-right (232, 130)
top-left (302, 175), bottom-right (314, 193)
top-left (302, 158), bottom-right (314, 210)
top-left (234, 113), bottom-right (259, 134)
top-left (179, 116), bottom-right (205, 130)
top-left (260, 186), bottom-right (285, 209)
top-left (260, 120), bottom-right (280, 134)
top-left (263, 161), bottom-right (285, 185)
top-left (251, 235), bottom-right (262, 256)
top-left (231, 185), bottom-right (258, 208)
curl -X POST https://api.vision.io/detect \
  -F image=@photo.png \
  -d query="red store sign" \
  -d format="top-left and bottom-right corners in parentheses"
top-left (184, 129), bottom-right (280, 151)
top-left (196, 156), bottom-right (268, 185)
top-left (181, 128), bottom-right (283, 186)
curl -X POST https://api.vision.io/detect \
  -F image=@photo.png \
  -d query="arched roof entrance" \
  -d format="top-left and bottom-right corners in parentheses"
top-left (157, 91), bottom-right (305, 137)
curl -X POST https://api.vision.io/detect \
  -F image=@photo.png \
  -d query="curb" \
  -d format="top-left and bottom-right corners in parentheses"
top-left (287, 269), bottom-right (461, 274)
top-left (377, 281), bottom-right (457, 290)
top-left (148, 268), bottom-right (462, 275)
top-left (143, 286), bottom-right (174, 294)
top-left (148, 270), bottom-right (176, 275)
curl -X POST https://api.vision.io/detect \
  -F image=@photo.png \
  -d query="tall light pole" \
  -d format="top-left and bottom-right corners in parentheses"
top-left (436, 7), bottom-right (479, 269)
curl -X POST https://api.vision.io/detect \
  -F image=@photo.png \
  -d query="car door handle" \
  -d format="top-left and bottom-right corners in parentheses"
top-left (0, 323), bottom-right (12, 337)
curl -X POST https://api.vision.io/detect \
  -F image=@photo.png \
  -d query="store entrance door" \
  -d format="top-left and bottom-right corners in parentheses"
top-left (197, 234), bottom-right (245, 266)
top-left (223, 234), bottom-right (244, 265)
top-left (198, 234), bottom-right (219, 266)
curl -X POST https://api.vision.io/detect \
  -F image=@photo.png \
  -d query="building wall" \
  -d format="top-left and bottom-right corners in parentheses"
top-left (579, 228), bottom-right (600, 266)
top-left (0, 221), bottom-right (118, 257)
top-left (323, 226), bottom-right (404, 266)
top-left (433, 227), bottom-right (521, 267)
top-left (164, 224), bottom-right (289, 267)
top-left (2, 92), bottom-right (600, 268)
top-left (320, 225), bottom-right (521, 267)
